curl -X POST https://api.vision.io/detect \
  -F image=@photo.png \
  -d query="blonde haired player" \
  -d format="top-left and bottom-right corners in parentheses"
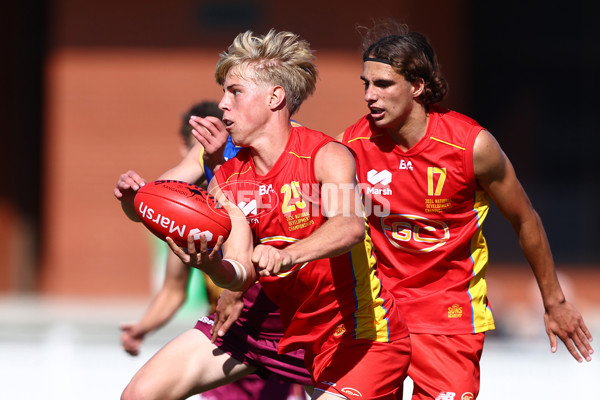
top-left (168, 29), bottom-right (412, 400)
top-left (115, 101), bottom-right (309, 400)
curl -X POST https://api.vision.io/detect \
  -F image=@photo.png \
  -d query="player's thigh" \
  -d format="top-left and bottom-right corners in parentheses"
top-left (122, 329), bottom-right (256, 400)
top-left (408, 333), bottom-right (484, 400)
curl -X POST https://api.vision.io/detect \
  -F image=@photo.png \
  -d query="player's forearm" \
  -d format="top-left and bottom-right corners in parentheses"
top-left (138, 254), bottom-right (192, 334)
top-left (286, 214), bottom-right (365, 265)
top-left (203, 153), bottom-right (226, 173)
top-left (137, 289), bottom-right (187, 333)
top-left (206, 259), bottom-right (255, 292)
top-left (158, 163), bottom-right (204, 184)
top-left (121, 199), bottom-right (141, 222)
top-left (517, 212), bottom-right (566, 308)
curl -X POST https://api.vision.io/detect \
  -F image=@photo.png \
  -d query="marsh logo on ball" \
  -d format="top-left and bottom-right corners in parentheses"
top-left (134, 180), bottom-right (231, 250)
top-left (189, 228), bottom-right (214, 243)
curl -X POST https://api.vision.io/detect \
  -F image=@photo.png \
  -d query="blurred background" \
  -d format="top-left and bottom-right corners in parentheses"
top-left (1, 0), bottom-right (599, 398)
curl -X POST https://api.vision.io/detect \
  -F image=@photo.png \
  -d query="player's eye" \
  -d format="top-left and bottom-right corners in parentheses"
top-left (375, 80), bottom-right (393, 89)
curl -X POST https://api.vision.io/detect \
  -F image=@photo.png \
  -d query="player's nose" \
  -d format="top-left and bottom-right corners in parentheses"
top-left (218, 95), bottom-right (230, 111)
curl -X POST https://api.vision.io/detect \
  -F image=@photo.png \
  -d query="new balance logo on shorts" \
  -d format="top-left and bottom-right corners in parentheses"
top-left (435, 392), bottom-right (456, 400)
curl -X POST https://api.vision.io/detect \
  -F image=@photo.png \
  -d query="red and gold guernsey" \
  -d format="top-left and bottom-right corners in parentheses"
top-left (343, 105), bottom-right (496, 335)
top-left (215, 126), bottom-right (408, 359)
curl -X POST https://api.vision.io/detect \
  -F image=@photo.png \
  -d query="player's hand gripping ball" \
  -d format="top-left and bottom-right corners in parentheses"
top-left (134, 180), bottom-right (231, 250)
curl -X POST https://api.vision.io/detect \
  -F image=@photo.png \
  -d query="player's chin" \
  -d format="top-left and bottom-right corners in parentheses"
top-left (223, 120), bottom-right (234, 132)
top-left (372, 116), bottom-right (396, 130)
top-left (370, 114), bottom-right (387, 125)
top-left (229, 133), bottom-right (245, 147)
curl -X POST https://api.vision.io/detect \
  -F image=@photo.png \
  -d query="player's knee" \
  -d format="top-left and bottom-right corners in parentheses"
top-left (121, 379), bottom-right (153, 400)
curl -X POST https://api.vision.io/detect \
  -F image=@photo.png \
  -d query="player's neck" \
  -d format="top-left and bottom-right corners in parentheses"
top-left (386, 106), bottom-right (429, 151)
top-left (250, 120), bottom-right (291, 175)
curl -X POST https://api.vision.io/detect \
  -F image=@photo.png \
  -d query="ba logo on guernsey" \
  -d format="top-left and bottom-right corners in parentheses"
top-left (380, 214), bottom-right (449, 253)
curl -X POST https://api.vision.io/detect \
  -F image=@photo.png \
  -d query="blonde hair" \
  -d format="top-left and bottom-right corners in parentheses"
top-left (215, 29), bottom-right (318, 115)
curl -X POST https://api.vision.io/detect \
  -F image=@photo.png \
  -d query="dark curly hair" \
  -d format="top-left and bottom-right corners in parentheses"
top-left (357, 19), bottom-right (448, 105)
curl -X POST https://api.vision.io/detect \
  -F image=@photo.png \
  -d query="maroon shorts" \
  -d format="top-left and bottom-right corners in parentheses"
top-left (408, 333), bottom-right (485, 400)
top-left (199, 373), bottom-right (304, 400)
top-left (194, 315), bottom-right (313, 387)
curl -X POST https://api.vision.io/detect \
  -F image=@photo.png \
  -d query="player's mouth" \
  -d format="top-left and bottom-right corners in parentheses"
top-left (369, 107), bottom-right (385, 120)
top-left (223, 118), bottom-right (234, 129)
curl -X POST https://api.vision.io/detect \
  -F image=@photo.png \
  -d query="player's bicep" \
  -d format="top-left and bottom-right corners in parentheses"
top-left (314, 142), bottom-right (361, 218)
top-left (473, 130), bottom-right (506, 186)
top-left (163, 251), bottom-right (191, 290)
top-left (474, 130), bottom-right (534, 225)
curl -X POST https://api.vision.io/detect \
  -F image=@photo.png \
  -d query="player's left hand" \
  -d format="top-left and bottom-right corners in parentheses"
top-left (544, 300), bottom-right (593, 362)
top-left (211, 290), bottom-right (245, 342)
top-left (251, 245), bottom-right (293, 276)
top-left (114, 169), bottom-right (146, 200)
top-left (119, 322), bottom-right (146, 356)
top-left (166, 233), bottom-right (225, 274)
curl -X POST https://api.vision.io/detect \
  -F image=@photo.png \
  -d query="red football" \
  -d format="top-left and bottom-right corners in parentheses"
top-left (134, 180), bottom-right (231, 249)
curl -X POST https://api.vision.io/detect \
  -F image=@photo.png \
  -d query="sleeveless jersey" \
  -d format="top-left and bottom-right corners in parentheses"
top-left (199, 138), bottom-right (287, 339)
top-left (215, 126), bottom-right (408, 358)
top-left (343, 105), bottom-right (495, 335)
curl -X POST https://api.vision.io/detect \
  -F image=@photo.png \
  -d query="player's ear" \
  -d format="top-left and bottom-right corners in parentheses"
top-left (412, 78), bottom-right (425, 98)
top-left (268, 86), bottom-right (286, 110)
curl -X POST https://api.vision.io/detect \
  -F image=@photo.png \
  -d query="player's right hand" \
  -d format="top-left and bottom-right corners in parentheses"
top-left (114, 170), bottom-right (146, 200)
top-left (211, 290), bottom-right (244, 342)
top-left (119, 322), bottom-right (146, 356)
top-left (544, 300), bottom-right (594, 362)
top-left (252, 244), bottom-right (294, 276)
